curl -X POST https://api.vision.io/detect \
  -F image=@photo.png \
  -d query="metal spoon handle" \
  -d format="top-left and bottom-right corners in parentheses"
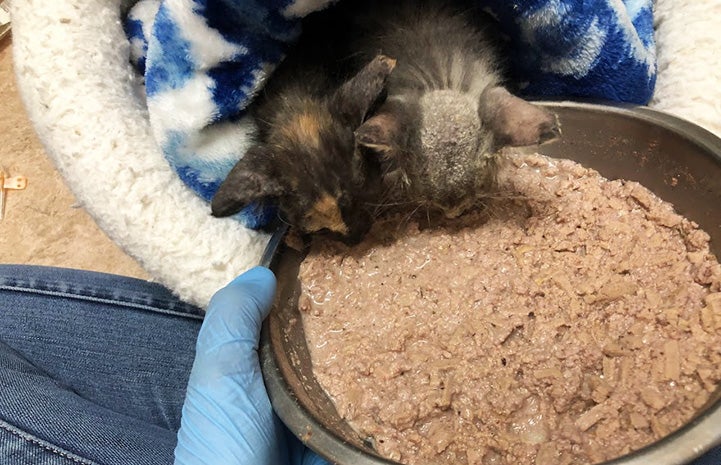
top-left (259, 223), bottom-right (289, 268)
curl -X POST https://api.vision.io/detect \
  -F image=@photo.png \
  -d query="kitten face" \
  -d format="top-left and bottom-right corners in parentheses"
top-left (211, 55), bottom-right (395, 244)
top-left (270, 105), bottom-right (383, 242)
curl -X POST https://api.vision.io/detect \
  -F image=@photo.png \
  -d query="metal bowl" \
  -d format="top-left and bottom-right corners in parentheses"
top-left (260, 102), bottom-right (721, 465)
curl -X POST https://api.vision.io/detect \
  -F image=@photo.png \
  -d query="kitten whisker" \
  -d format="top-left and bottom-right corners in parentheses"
top-left (365, 200), bottom-right (423, 207)
top-left (399, 202), bottom-right (426, 229)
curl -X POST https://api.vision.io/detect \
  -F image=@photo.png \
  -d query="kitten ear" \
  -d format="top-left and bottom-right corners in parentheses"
top-left (354, 99), bottom-right (413, 156)
top-left (355, 112), bottom-right (399, 155)
top-left (478, 86), bottom-right (560, 147)
top-left (331, 54), bottom-right (397, 126)
top-left (211, 146), bottom-right (284, 218)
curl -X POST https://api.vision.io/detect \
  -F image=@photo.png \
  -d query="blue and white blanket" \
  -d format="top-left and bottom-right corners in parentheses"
top-left (124, 0), bottom-right (656, 229)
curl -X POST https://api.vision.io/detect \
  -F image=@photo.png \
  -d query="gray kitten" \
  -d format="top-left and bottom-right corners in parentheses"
top-left (350, 0), bottom-right (559, 217)
top-left (212, 0), bottom-right (558, 242)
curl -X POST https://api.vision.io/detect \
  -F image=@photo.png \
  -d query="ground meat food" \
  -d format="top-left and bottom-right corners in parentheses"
top-left (298, 153), bottom-right (721, 465)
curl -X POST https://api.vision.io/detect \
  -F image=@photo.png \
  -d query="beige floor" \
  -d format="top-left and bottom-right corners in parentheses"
top-left (0, 36), bottom-right (149, 279)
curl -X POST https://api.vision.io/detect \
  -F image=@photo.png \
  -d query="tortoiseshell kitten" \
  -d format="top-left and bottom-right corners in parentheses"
top-left (212, 0), bottom-right (559, 243)
top-left (211, 12), bottom-right (396, 244)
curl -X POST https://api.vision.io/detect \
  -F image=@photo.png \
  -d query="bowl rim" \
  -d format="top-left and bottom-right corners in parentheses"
top-left (260, 101), bottom-right (721, 465)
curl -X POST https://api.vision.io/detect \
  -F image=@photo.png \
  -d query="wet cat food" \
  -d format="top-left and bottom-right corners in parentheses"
top-left (298, 152), bottom-right (721, 465)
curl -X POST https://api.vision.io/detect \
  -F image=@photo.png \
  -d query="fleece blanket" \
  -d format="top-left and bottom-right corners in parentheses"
top-left (124, 0), bottom-right (657, 229)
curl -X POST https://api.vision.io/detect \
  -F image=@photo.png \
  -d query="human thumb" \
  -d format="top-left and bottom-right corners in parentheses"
top-left (195, 266), bottom-right (276, 369)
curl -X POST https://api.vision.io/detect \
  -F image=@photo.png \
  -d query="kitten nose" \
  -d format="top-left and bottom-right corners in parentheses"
top-left (340, 212), bottom-right (373, 245)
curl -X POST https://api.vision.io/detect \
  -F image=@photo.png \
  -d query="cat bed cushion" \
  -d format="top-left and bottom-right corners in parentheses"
top-left (10, 0), bottom-right (721, 306)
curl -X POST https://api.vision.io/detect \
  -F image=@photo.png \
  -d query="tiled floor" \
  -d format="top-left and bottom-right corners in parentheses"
top-left (0, 36), bottom-right (149, 279)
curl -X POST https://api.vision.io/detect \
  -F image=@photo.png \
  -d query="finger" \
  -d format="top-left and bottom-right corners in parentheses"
top-left (196, 266), bottom-right (276, 361)
top-left (175, 267), bottom-right (285, 465)
top-left (189, 266), bottom-right (275, 396)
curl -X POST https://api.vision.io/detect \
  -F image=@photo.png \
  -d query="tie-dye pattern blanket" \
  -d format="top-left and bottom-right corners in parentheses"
top-left (124, 0), bottom-right (656, 229)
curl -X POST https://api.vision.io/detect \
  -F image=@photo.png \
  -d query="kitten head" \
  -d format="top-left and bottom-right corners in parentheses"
top-left (355, 85), bottom-right (559, 216)
top-left (211, 55), bottom-right (396, 244)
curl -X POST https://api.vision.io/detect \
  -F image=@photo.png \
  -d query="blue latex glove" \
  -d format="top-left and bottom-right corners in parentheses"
top-left (174, 266), bottom-right (329, 465)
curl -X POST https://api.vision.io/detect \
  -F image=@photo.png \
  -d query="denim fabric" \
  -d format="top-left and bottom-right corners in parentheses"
top-left (0, 265), bottom-right (204, 465)
top-left (0, 265), bottom-right (718, 465)
top-left (693, 447), bottom-right (721, 465)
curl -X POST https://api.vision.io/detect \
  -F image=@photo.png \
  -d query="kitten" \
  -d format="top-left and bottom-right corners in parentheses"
top-left (211, 0), bottom-right (558, 242)
top-left (349, 0), bottom-right (559, 217)
top-left (211, 14), bottom-right (396, 243)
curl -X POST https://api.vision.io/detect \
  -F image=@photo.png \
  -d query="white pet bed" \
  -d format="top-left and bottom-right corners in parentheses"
top-left (10, 0), bottom-right (721, 307)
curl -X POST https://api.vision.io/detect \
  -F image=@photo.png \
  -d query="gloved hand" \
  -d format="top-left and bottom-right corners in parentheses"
top-left (174, 266), bottom-right (329, 465)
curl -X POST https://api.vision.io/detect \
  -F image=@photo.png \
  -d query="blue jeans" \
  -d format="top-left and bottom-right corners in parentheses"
top-left (0, 265), bottom-right (718, 465)
top-left (0, 265), bottom-right (203, 465)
